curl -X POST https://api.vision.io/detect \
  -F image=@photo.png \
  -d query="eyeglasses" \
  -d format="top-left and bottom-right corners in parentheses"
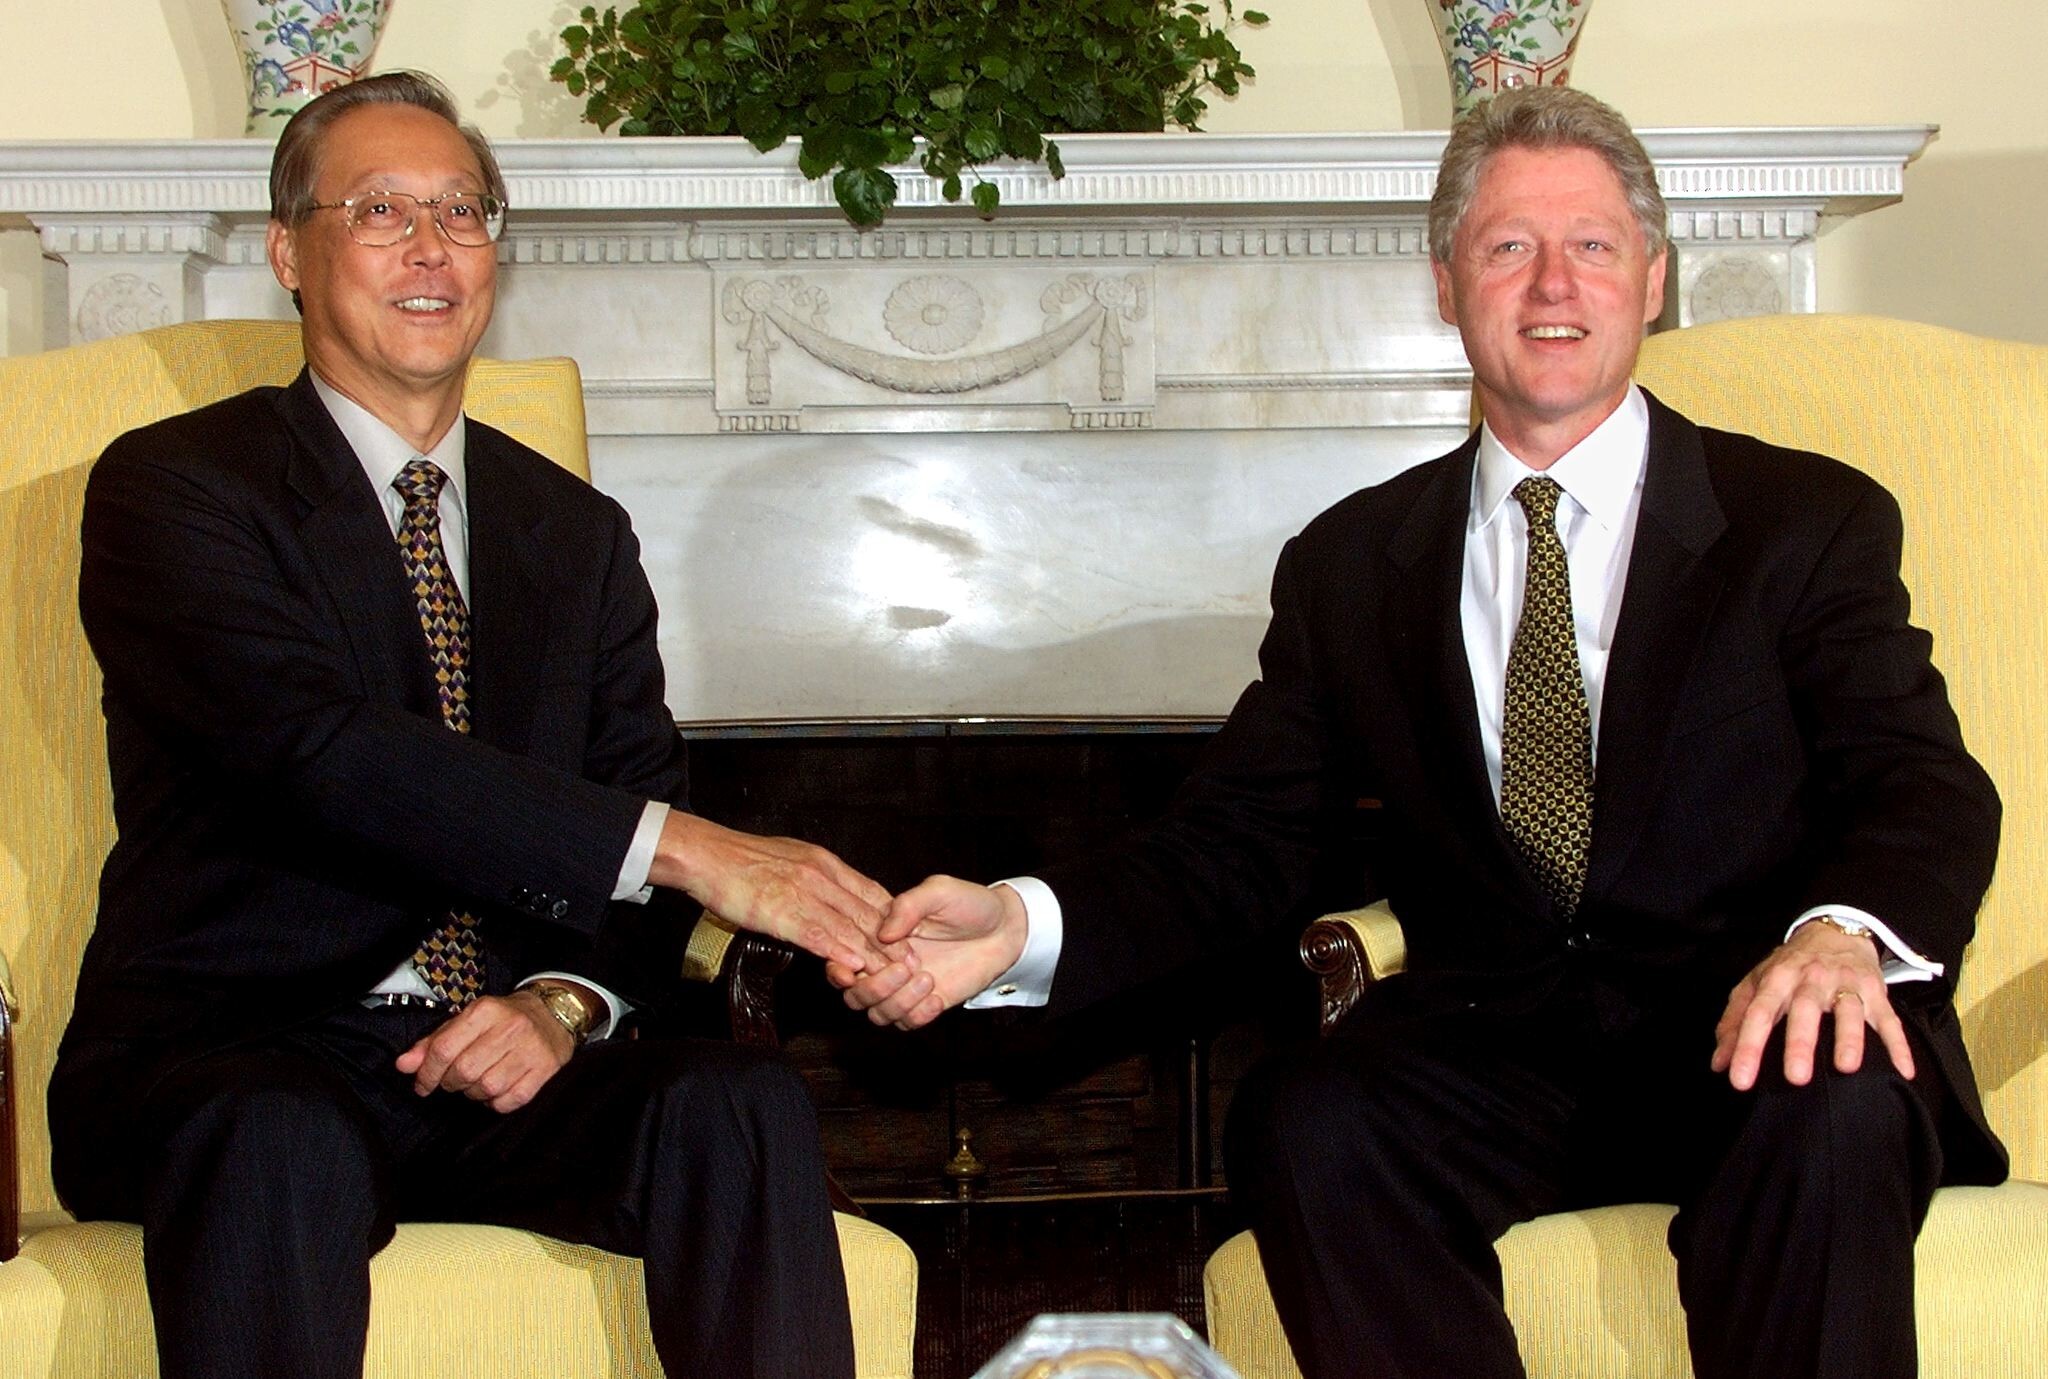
top-left (306, 190), bottom-right (507, 248)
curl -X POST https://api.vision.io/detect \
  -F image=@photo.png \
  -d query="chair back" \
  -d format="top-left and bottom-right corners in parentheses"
top-left (0, 319), bottom-right (589, 1220)
top-left (1635, 314), bottom-right (2048, 1182)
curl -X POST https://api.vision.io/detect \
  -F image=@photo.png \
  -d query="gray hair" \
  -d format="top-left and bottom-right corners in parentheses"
top-left (268, 70), bottom-right (506, 227)
top-left (1427, 86), bottom-right (1667, 264)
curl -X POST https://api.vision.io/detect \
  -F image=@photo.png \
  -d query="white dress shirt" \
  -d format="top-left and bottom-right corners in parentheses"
top-left (978, 385), bottom-right (1935, 1007)
top-left (312, 375), bottom-right (669, 1036)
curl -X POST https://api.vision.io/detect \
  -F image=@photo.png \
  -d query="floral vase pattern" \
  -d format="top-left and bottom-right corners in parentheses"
top-left (222, 0), bottom-right (392, 136)
top-left (1432, 0), bottom-right (1591, 118)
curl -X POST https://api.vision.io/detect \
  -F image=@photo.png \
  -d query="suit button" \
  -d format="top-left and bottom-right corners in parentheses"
top-left (550, 899), bottom-right (570, 920)
top-left (1564, 931), bottom-right (1590, 951)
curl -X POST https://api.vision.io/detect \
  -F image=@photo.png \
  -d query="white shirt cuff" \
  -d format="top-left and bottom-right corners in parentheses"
top-left (518, 971), bottom-right (628, 1041)
top-left (964, 876), bottom-right (1062, 1008)
top-left (611, 800), bottom-right (669, 903)
top-left (1786, 904), bottom-right (1943, 984)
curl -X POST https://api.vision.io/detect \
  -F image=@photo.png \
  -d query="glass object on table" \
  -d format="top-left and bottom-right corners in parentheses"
top-left (972, 1313), bottom-right (1242, 1379)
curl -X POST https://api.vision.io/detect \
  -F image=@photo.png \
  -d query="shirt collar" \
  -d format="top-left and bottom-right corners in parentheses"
top-left (1471, 384), bottom-right (1649, 533)
top-left (308, 370), bottom-right (468, 507)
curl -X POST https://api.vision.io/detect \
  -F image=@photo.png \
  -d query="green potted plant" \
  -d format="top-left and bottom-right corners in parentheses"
top-left (552, 0), bottom-right (1267, 226)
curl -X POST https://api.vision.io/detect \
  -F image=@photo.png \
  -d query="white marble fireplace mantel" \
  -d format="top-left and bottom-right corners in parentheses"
top-left (1, 128), bottom-right (1930, 433)
top-left (0, 128), bottom-right (1934, 720)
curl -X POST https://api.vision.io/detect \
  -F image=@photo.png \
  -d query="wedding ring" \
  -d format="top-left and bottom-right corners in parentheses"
top-left (1832, 988), bottom-right (1863, 1007)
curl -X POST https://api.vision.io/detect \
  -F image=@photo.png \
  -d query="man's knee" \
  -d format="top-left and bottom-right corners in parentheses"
top-left (623, 1040), bottom-right (823, 1153)
top-left (1224, 1044), bottom-right (1392, 1193)
top-left (1701, 1019), bottom-right (1945, 1245)
top-left (1740, 1023), bottom-right (1925, 1165)
top-left (147, 1056), bottom-right (382, 1200)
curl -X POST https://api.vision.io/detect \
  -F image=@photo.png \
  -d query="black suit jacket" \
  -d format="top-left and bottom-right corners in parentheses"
top-left (61, 370), bottom-right (691, 1069)
top-left (1041, 389), bottom-right (2005, 1183)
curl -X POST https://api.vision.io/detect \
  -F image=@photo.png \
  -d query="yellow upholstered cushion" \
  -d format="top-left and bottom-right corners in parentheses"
top-left (0, 1212), bottom-right (915, 1379)
top-left (1203, 1211), bottom-right (1690, 1379)
top-left (459, 355), bottom-right (593, 481)
top-left (1205, 1182), bottom-right (2048, 1379)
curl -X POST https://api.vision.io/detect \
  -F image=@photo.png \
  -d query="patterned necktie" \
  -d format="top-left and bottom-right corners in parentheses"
top-left (1500, 476), bottom-right (1595, 915)
top-left (393, 458), bottom-right (485, 1006)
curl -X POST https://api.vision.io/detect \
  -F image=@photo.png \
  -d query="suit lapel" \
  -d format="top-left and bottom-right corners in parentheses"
top-left (1583, 389), bottom-right (1730, 900)
top-left (276, 371), bottom-right (438, 717)
top-left (462, 421), bottom-right (552, 752)
top-left (1383, 437), bottom-right (1520, 882)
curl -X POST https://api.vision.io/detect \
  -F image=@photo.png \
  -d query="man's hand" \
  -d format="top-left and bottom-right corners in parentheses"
top-left (395, 992), bottom-right (575, 1113)
top-left (649, 811), bottom-right (894, 972)
top-left (827, 875), bottom-right (1028, 1030)
top-left (1712, 921), bottom-right (1913, 1091)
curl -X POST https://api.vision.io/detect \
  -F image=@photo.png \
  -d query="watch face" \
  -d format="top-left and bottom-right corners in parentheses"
top-left (537, 985), bottom-right (592, 1037)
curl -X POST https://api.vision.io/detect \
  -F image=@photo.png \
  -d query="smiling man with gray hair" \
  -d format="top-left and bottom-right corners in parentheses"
top-left (51, 71), bottom-right (889, 1379)
top-left (841, 85), bottom-right (2006, 1379)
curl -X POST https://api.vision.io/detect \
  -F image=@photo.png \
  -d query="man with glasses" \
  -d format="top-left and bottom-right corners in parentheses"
top-left (51, 72), bottom-right (885, 1379)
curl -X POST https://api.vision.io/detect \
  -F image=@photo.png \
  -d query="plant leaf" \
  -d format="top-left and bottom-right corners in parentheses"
top-left (798, 124), bottom-right (846, 178)
top-left (736, 96), bottom-right (789, 149)
top-left (963, 124), bottom-right (1002, 160)
top-left (834, 165), bottom-right (899, 226)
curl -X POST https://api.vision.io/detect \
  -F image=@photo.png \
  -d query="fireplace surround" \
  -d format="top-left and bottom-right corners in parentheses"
top-left (0, 126), bottom-right (1931, 724)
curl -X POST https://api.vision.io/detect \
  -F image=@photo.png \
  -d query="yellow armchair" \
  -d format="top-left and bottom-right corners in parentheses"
top-left (1203, 315), bottom-right (2048, 1379)
top-left (0, 320), bottom-right (916, 1379)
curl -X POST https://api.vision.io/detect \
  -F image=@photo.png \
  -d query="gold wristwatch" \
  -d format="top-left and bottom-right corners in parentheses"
top-left (1809, 913), bottom-right (1874, 943)
top-left (526, 979), bottom-right (600, 1045)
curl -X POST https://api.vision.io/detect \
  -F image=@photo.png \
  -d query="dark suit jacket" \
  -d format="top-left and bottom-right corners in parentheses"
top-left (1040, 388), bottom-right (2006, 1184)
top-left (59, 369), bottom-right (691, 1074)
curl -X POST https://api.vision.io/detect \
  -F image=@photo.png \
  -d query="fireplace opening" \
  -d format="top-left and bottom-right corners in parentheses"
top-left (683, 716), bottom-right (1376, 1372)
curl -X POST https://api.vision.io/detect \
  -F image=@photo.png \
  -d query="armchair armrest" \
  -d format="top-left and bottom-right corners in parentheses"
top-left (2, 946), bottom-right (19, 1261)
top-left (682, 911), bottom-right (794, 1050)
top-left (1299, 901), bottom-right (1407, 1036)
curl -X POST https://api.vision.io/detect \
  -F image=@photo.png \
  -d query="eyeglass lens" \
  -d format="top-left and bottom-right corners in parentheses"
top-left (349, 193), bottom-right (502, 247)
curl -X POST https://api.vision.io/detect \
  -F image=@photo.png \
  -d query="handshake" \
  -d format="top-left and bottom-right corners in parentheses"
top-left (650, 809), bottom-right (1028, 1031)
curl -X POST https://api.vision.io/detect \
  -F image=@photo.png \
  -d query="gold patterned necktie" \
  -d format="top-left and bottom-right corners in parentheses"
top-left (393, 458), bottom-right (485, 1006)
top-left (1499, 476), bottom-right (1595, 915)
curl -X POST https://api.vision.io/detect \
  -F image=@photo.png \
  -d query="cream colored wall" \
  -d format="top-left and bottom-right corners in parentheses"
top-left (3, 0), bottom-right (2042, 352)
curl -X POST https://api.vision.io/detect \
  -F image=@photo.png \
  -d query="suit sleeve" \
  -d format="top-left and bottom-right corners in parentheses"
top-left (543, 498), bottom-right (697, 1009)
top-left (80, 435), bottom-right (649, 938)
top-left (1037, 535), bottom-right (1343, 1013)
top-left (1781, 478), bottom-right (2000, 983)
top-left (568, 497), bottom-right (690, 810)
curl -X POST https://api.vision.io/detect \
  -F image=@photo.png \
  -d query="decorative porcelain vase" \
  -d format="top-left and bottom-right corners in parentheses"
top-left (221, 0), bottom-right (393, 136)
top-left (1431, 0), bottom-right (1592, 119)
